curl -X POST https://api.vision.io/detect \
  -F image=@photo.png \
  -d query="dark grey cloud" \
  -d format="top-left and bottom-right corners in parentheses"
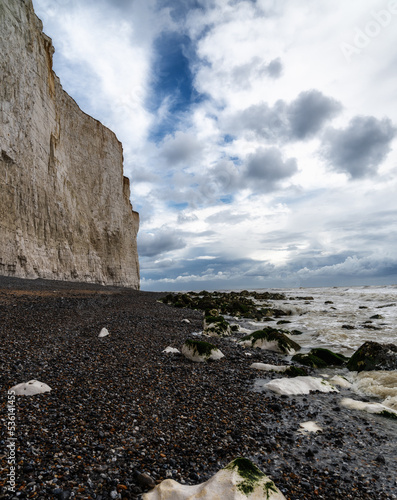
top-left (138, 229), bottom-right (186, 257)
top-left (321, 116), bottom-right (396, 178)
top-left (246, 147), bottom-right (298, 188)
top-left (162, 132), bottom-right (203, 165)
top-left (288, 90), bottom-right (342, 140)
top-left (225, 90), bottom-right (342, 142)
top-left (266, 57), bottom-right (283, 78)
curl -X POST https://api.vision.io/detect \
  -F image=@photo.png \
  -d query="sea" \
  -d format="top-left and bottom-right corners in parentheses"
top-left (227, 285), bottom-right (397, 413)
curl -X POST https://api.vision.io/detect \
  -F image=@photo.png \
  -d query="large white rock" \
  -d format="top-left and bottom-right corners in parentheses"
top-left (250, 363), bottom-right (288, 373)
top-left (182, 340), bottom-right (224, 363)
top-left (143, 458), bottom-right (286, 500)
top-left (341, 397), bottom-right (397, 418)
top-left (10, 380), bottom-right (52, 396)
top-left (264, 376), bottom-right (338, 396)
top-left (0, 0), bottom-right (139, 287)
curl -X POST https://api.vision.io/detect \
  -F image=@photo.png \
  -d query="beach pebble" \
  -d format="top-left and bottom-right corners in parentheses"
top-left (98, 328), bottom-right (110, 338)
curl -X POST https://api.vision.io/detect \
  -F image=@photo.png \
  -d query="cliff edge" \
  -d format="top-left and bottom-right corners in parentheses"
top-left (0, 0), bottom-right (140, 288)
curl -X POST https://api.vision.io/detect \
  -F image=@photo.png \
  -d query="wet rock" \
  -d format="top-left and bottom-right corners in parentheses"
top-left (182, 339), bottom-right (224, 362)
top-left (347, 341), bottom-right (397, 371)
top-left (204, 315), bottom-right (231, 337)
top-left (308, 348), bottom-right (348, 367)
top-left (291, 353), bottom-right (327, 369)
top-left (239, 328), bottom-right (300, 355)
top-left (135, 472), bottom-right (156, 489)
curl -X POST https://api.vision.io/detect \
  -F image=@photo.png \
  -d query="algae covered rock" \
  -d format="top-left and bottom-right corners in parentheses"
top-left (309, 348), bottom-right (348, 366)
top-left (347, 341), bottom-right (397, 372)
top-left (182, 339), bottom-right (224, 363)
top-left (143, 457), bottom-right (286, 499)
top-left (204, 315), bottom-right (231, 337)
top-left (291, 353), bottom-right (327, 369)
top-left (292, 348), bottom-right (348, 368)
top-left (240, 328), bottom-right (301, 355)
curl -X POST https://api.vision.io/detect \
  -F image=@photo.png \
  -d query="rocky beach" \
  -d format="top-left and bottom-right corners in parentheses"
top-left (1, 277), bottom-right (397, 499)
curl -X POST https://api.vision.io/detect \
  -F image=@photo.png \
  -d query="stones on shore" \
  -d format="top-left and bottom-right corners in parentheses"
top-left (347, 341), bottom-right (397, 371)
top-left (161, 290), bottom-right (289, 322)
top-left (143, 458), bottom-right (286, 500)
top-left (264, 376), bottom-right (338, 396)
top-left (239, 328), bottom-right (301, 355)
top-left (98, 327), bottom-right (110, 338)
top-left (182, 339), bottom-right (224, 362)
top-left (10, 379), bottom-right (52, 396)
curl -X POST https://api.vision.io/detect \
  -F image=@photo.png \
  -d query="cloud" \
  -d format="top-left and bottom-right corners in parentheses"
top-left (287, 90), bottom-right (342, 140)
top-left (161, 131), bottom-right (203, 165)
top-left (246, 147), bottom-right (298, 189)
top-left (321, 116), bottom-right (396, 178)
top-left (138, 229), bottom-right (186, 257)
top-left (224, 90), bottom-right (342, 143)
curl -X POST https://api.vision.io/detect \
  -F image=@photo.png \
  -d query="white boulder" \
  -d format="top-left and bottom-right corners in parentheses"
top-left (341, 397), bottom-right (397, 418)
top-left (250, 363), bottom-right (288, 372)
top-left (143, 458), bottom-right (286, 500)
top-left (264, 376), bottom-right (338, 396)
top-left (182, 340), bottom-right (224, 363)
top-left (10, 380), bottom-right (52, 396)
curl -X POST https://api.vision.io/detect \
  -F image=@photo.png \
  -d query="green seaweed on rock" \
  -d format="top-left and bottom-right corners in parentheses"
top-left (225, 458), bottom-right (278, 498)
top-left (184, 339), bottom-right (218, 358)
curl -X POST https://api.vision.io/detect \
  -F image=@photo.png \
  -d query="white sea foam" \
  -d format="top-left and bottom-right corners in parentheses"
top-left (349, 370), bottom-right (397, 410)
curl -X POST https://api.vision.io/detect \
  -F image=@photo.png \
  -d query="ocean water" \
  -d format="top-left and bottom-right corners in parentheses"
top-left (230, 285), bottom-right (397, 412)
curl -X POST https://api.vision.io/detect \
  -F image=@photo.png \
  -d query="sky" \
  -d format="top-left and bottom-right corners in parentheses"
top-left (32, 0), bottom-right (397, 291)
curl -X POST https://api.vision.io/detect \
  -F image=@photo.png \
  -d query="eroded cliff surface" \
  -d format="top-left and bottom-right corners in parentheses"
top-left (0, 0), bottom-right (140, 287)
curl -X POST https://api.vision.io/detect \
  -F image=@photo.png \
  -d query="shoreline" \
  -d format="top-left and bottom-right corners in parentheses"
top-left (0, 278), bottom-right (396, 499)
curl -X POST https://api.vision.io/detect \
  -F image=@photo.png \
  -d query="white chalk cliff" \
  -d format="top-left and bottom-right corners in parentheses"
top-left (0, 0), bottom-right (140, 287)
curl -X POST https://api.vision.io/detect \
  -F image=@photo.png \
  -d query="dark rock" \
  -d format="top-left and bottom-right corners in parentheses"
top-left (240, 327), bottom-right (301, 354)
top-left (347, 341), bottom-right (397, 371)
top-left (135, 472), bottom-right (156, 489)
top-left (291, 352), bottom-right (327, 369)
top-left (309, 348), bottom-right (348, 366)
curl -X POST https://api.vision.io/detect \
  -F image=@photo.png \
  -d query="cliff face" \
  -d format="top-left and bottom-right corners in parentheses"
top-left (0, 0), bottom-right (140, 288)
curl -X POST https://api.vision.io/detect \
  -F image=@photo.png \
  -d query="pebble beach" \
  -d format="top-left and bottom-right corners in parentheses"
top-left (1, 277), bottom-right (397, 499)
